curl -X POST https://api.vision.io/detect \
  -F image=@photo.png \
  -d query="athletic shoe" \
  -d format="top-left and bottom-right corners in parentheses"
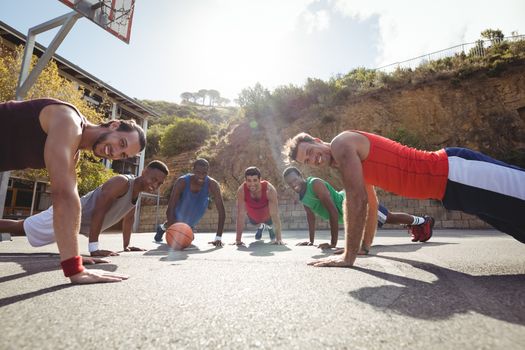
top-left (268, 226), bottom-right (276, 241)
top-left (408, 225), bottom-right (421, 242)
top-left (154, 224), bottom-right (165, 243)
top-left (418, 215), bottom-right (434, 242)
top-left (255, 224), bottom-right (265, 240)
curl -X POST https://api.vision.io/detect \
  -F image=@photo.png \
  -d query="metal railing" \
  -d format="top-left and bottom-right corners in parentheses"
top-left (375, 35), bottom-right (525, 72)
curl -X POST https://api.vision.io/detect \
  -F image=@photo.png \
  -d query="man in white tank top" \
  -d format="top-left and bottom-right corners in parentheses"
top-left (0, 160), bottom-right (168, 258)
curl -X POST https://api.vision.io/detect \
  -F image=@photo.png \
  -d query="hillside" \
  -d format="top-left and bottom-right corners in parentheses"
top-left (172, 60), bottom-right (525, 199)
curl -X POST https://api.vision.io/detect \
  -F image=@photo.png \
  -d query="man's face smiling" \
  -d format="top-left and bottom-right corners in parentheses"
top-left (284, 173), bottom-right (306, 195)
top-left (92, 129), bottom-right (141, 160)
top-left (140, 168), bottom-right (167, 193)
top-left (295, 141), bottom-right (332, 168)
top-left (245, 175), bottom-right (261, 193)
top-left (193, 166), bottom-right (208, 184)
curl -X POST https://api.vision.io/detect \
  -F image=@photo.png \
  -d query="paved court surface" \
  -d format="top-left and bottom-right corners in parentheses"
top-left (0, 229), bottom-right (524, 350)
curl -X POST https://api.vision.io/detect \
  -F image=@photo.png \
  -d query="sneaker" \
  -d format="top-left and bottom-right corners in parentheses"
top-left (267, 226), bottom-right (276, 241)
top-left (154, 224), bottom-right (166, 243)
top-left (419, 215), bottom-right (434, 242)
top-left (255, 224), bottom-right (265, 240)
top-left (408, 225), bottom-right (421, 242)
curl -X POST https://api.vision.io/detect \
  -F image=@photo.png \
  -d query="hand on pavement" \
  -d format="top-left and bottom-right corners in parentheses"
top-left (122, 246), bottom-right (147, 252)
top-left (90, 249), bottom-right (119, 257)
top-left (69, 269), bottom-right (128, 284)
top-left (208, 240), bottom-right (224, 247)
top-left (81, 256), bottom-right (110, 265)
top-left (271, 240), bottom-right (286, 245)
top-left (307, 255), bottom-right (355, 268)
top-left (317, 243), bottom-right (336, 249)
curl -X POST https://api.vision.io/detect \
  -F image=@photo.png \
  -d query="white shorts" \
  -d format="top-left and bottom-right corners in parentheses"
top-left (23, 206), bottom-right (55, 247)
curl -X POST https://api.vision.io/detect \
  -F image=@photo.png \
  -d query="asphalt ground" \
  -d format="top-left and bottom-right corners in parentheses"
top-left (0, 229), bottom-right (524, 350)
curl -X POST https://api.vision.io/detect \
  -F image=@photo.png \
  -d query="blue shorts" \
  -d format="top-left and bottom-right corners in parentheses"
top-left (377, 204), bottom-right (389, 228)
top-left (442, 148), bottom-right (525, 243)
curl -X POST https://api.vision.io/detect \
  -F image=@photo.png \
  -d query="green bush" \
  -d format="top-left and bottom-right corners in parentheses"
top-left (146, 124), bottom-right (165, 159)
top-left (76, 156), bottom-right (116, 196)
top-left (160, 117), bottom-right (210, 156)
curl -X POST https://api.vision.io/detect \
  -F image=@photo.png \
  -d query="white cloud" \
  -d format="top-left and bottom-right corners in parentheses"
top-left (332, 0), bottom-right (525, 67)
top-left (302, 9), bottom-right (331, 33)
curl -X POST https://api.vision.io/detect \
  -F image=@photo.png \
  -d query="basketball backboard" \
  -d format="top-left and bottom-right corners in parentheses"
top-left (58, 0), bottom-right (135, 43)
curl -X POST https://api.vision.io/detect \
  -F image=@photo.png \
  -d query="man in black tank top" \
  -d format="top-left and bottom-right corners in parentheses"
top-left (0, 98), bottom-right (146, 284)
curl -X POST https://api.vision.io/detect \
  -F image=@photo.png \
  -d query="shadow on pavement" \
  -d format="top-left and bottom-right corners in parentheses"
top-left (235, 240), bottom-right (291, 257)
top-left (349, 255), bottom-right (525, 326)
top-left (0, 283), bottom-right (72, 308)
top-left (144, 243), bottom-right (221, 262)
top-left (308, 242), bottom-right (453, 260)
top-left (0, 253), bottom-right (62, 284)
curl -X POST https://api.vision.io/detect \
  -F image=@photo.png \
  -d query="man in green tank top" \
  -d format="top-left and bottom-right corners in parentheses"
top-left (283, 167), bottom-right (431, 254)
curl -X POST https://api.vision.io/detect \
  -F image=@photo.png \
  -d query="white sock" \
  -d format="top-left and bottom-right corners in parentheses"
top-left (411, 216), bottom-right (425, 225)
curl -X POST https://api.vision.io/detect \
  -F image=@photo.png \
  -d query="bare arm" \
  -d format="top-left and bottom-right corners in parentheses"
top-left (309, 133), bottom-right (368, 267)
top-left (88, 176), bottom-right (129, 256)
top-left (267, 183), bottom-right (284, 244)
top-left (122, 208), bottom-right (135, 250)
top-left (44, 113), bottom-right (82, 263)
top-left (43, 106), bottom-right (125, 283)
top-left (208, 179), bottom-right (226, 247)
top-left (313, 179), bottom-right (340, 248)
top-left (234, 185), bottom-right (246, 245)
top-left (361, 184), bottom-right (379, 254)
top-left (166, 178), bottom-right (185, 227)
top-left (297, 206), bottom-right (316, 246)
top-left (210, 179), bottom-right (225, 236)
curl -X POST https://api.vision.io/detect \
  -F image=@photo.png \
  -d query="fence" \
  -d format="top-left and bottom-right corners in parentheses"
top-left (375, 35), bottom-right (525, 72)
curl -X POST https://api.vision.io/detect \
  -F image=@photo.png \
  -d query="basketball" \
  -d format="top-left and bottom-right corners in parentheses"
top-left (165, 222), bottom-right (194, 250)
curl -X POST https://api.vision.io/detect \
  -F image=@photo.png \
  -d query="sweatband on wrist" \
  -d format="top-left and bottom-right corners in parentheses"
top-left (88, 242), bottom-right (99, 252)
top-left (60, 256), bottom-right (84, 277)
top-left (215, 235), bottom-right (222, 241)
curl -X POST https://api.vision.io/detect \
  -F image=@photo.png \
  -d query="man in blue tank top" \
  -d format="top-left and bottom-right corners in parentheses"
top-left (155, 159), bottom-right (226, 246)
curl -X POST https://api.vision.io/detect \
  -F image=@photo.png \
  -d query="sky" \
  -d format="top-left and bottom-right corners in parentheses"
top-left (1, 0), bottom-right (524, 104)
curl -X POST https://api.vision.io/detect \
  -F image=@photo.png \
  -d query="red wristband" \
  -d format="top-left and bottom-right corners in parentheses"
top-left (60, 256), bottom-right (84, 277)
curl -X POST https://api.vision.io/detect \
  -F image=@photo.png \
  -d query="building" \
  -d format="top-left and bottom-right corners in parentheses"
top-left (0, 20), bottom-right (159, 220)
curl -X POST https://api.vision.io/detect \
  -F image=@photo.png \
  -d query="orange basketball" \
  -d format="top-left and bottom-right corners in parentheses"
top-left (165, 222), bottom-right (194, 250)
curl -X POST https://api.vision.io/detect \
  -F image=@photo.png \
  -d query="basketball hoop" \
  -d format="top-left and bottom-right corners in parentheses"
top-left (58, 0), bottom-right (135, 43)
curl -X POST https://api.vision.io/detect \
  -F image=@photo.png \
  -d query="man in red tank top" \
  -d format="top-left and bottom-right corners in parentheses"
top-left (284, 130), bottom-right (525, 268)
top-left (0, 98), bottom-right (146, 284)
top-left (234, 167), bottom-right (285, 245)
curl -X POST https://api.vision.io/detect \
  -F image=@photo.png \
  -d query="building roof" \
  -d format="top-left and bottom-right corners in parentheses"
top-left (0, 20), bottom-right (159, 120)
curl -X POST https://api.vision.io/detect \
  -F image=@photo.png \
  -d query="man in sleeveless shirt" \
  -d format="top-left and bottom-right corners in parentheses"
top-left (0, 98), bottom-right (146, 283)
top-left (156, 159), bottom-right (226, 246)
top-left (283, 166), bottom-right (433, 254)
top-left (234, 167), bottom-right (285, 245)
top-left (284, 131), bottom-right (525, 268)
top-left (0, 161), bottom-right (168, 257)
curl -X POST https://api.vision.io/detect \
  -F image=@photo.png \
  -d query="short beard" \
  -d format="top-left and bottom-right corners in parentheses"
top-left (92, 132), bottom-right (111, 157)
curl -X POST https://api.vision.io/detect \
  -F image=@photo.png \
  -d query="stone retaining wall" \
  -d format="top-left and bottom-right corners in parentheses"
top-left (137, 192), bottom-right (490, 233)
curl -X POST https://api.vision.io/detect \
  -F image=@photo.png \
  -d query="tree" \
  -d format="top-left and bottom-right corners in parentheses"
top-left (208, 89), bottom-right (220, 106)
top-left (180, 92), bottom-right (194, 103)
top-left (237, 83), bottom-right (271, 120)
top-left (197, 89), bottom-right (208, 105)
top-left (160, 117), bottom-right (211, 156)
top-left (481, 29), bottom-right (504, 44)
